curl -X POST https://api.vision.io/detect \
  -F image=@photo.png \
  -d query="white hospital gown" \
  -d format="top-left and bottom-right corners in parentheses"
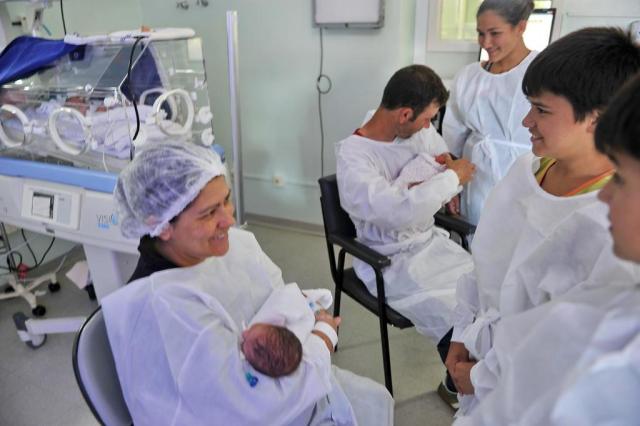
top-left (454, 283), bottom-right (640, 426)
top-left (443, 52), bottom-right (537, 225)
top-left (336, 126), bottom-right (474, 342)
top-left (102, 228), bottom-right (393, 426)
top-left (452, 153), bottom-right (640, 414)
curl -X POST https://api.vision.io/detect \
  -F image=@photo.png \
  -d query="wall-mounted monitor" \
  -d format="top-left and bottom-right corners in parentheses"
top-left (479, 8), bottom-right (556, 61)
top-left (313, 0), bottom-right (385, 29)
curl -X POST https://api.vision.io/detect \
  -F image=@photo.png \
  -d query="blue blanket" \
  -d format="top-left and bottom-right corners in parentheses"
top-left (0, 36), bottom-right (83, 86)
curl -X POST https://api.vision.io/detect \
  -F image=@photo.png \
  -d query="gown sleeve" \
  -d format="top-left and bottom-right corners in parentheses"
top-left (420, 125), bottom-right (450, 156)
top-left (155, 291), bottom-right (334, 425)
top-left (550, 334), bottom-right (640, 425)
top-left (251, 231), bottom-right (287, 291)
top-left (451, 271), bottom-right (480, 342)
top-left (336, 140), bottom-right (461, 231)
top-left (442, 69), bottom-right (471, 159)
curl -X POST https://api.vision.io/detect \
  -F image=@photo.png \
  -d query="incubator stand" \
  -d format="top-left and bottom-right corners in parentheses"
top-left (0, 32), bottom-right (218, 347)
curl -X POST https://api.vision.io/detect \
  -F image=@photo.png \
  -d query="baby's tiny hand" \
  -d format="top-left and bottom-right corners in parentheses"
top-left (435, 153), bottom-right (452, 165)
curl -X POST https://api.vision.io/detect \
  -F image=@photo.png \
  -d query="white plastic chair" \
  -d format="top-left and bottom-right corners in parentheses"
top-left (72, 307), bottom-right (132, 426)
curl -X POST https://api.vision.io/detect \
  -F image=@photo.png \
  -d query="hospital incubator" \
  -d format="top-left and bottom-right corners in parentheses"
top-left (0, 31), bottom-right (215, 172)
top-left (0, 29), bottom-right (223, 347)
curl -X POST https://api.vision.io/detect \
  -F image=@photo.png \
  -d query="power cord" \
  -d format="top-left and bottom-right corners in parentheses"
top-left (19, 229), bottom-right (56, 269)
top-left (316, 27), bottom-right (332, 178)
top-left (1, 251), bottom-right (22, 272)
top-left (21, 229), bottom-right (37, 265)
top-left (127, 36), bottom-right (145, 159)
top-left (60, 0), bottom-right (67, 35)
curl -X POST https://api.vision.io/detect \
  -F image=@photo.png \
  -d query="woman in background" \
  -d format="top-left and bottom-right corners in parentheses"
top-left (443, 0), bottom-right (536, 225)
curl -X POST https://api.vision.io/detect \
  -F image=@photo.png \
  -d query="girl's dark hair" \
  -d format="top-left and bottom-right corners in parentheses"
top-left (477, 0), bottom-right (534, 26)
top-left (522, 27), bottom-right (640, 122)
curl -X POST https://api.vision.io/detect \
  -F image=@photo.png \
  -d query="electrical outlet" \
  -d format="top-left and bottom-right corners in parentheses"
top-left (272, 175), bottom-right (284, 187)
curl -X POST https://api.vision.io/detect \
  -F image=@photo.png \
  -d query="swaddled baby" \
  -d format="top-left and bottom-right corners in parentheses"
top-left (241, 283), bottom-right (334, 378)
top-left (394, 152), bottom-right (449, 189)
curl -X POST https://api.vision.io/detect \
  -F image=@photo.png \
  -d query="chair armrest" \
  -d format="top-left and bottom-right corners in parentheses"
top-left (434, 211), bottom-right (476, 236)
top-left (328, 234), bottom-right (391, 269)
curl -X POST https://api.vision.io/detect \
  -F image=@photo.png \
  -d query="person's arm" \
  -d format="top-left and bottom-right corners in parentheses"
top-left (311, 309), bottom-right (340, 353)
top-left (420, 125), bottom-right (450, 156)
top-left (434, 152), bottom-right (462, 214)
top-left (444, 270), bottom-right (480, 391)
top-left (451, 271), bottom-right (480, 342)
top-left (336, 141), bottom-right (462, 230)
top-left (442, 71), bottom-right (471, 159)
top-left (248, 231), bottom-right (286, 291)
top-left (169, 306), bottom-right (334, 425)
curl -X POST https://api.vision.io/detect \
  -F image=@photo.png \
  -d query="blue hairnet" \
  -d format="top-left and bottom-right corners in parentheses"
top-left (114, 142), bottom-right (227, 238)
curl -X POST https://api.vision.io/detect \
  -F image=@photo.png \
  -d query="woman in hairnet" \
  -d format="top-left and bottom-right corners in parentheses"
top-left (454, 71), bottom-right (640, 426)
top-left (443, 0), bottom-right (537, 225)
top-left (101, 142), bottom-right (393, 426)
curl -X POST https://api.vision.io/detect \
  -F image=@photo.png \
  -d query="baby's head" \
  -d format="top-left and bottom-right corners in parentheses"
top-left (241, 323), bottom-right (303, 378)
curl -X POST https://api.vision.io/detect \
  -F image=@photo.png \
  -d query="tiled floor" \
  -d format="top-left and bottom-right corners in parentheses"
top-left (0, 224), bottom-right (454, 425)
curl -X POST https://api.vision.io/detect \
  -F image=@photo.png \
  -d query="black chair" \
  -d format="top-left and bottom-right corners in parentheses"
top-left (318, 174), bottom-right (474, 395)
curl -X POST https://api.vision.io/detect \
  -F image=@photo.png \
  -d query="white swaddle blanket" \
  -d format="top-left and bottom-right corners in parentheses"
top-left (249, 283), bottom-right (333, 344)
top-left (394, 153), bottom-right (446, 188)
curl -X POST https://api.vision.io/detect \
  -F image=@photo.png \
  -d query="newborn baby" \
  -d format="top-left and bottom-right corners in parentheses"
top-left (241, 323), bottom-right (303, 377)
top-left (241, 284), bottom-right (334, 379)
top-left (394, 152), bottom-right (448, 189)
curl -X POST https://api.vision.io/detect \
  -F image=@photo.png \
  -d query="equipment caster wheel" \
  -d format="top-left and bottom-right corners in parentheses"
top-left (13, 312), bottom-right (47, 349)
top-left (48, 282), bottom-right (61, 292)
top-left (32, 305), bottom-right (46, 317)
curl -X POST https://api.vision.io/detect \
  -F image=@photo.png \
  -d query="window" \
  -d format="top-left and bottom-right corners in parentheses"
top-left (440, 0), bottom-right (482, 42)
top-left (425, 0), bottom-right (554, 51)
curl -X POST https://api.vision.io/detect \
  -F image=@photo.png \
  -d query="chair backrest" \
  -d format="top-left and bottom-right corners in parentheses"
top-left (73, 308), bottom-right (132, 426)
top-left (318, 174), bottom-right (356, 238)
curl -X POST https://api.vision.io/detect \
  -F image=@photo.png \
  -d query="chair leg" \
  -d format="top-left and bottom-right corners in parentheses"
top-left (334, 249), bottom-right (346, 319)
top-left (333, 287), bottom-right (342, 318)
top-left (379, 315), bottom-right (393, 396)
top-left (374, 270), bottom-right (393, 396)
top-left (461, 236), bottom-right (469, 251)
top-left (332, 286), bottom-right (342, 352)
top-left (332, 248), bottom-right (346, 351)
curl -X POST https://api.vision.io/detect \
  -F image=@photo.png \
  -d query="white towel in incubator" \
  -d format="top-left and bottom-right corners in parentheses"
top-left (46, 103), bottom-right (186, 157)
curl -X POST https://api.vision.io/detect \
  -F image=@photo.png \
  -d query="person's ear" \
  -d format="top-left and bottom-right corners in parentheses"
top-left (157, 223), bottom-right (174, 241)
top-left (586, 111), bottom-right (600, 134)
top-left (516, 19), bottom-right (527, 35)
top-left (398, 107), bottom-right (414, 124)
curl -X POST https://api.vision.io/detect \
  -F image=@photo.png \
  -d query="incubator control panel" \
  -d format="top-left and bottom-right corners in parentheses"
top-left (21, 182), bottom-right (81, 229)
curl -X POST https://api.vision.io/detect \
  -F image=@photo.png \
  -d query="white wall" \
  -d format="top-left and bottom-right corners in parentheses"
top-left (9, 0), bottom-right (638, 226)
top-left (39, 0), bottom-right (142, 37)
top-left (553, 0), bottom-right (640, 37)
top-left (137, 0), bottom-right (416, 225)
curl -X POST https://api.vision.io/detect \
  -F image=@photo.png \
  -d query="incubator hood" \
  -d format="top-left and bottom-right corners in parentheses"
top-left (0, 32), bottom-right (214, 173)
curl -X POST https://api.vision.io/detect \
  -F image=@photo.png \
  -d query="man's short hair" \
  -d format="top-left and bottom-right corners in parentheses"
top-left (522, 27), bottom-right (640, 122)
top-left (380, 65), bottom-right (448, 121)
top-left (595, 72), bottom-right (640, 160)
